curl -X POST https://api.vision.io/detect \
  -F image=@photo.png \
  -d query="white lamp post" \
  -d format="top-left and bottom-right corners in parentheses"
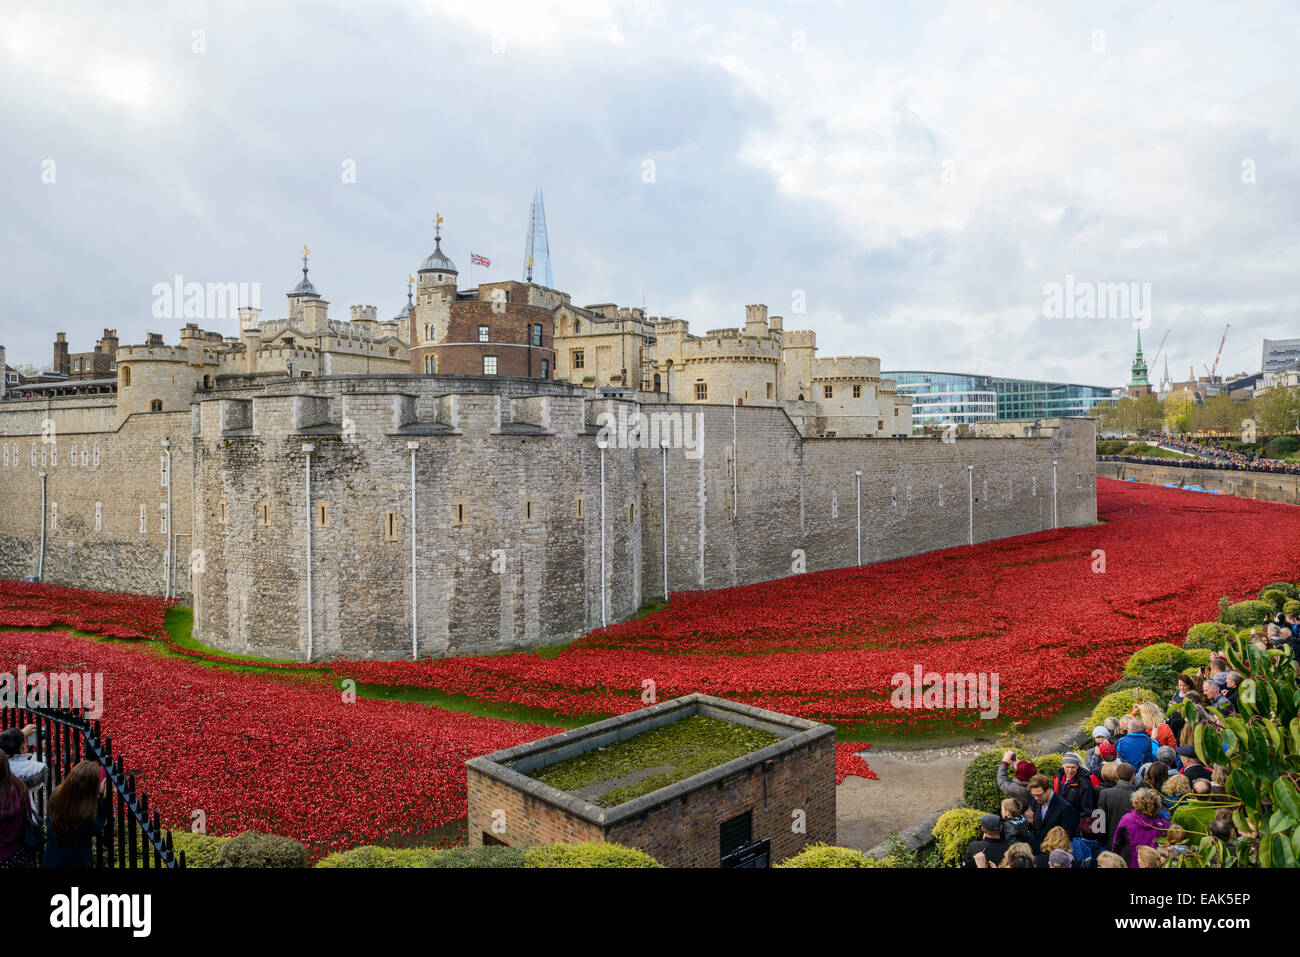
top-left (408, 441), bottom-right (419, 658)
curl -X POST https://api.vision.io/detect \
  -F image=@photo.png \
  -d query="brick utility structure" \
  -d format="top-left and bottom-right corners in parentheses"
top-left (466, 694), bottom-right (836, 867)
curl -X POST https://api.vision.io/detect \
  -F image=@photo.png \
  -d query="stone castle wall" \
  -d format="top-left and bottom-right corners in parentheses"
top-left (0, 375), bottom-right (1096, 660)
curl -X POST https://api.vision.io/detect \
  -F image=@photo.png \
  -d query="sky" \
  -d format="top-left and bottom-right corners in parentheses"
top-left (2, 0), bottom-right (1298, 387)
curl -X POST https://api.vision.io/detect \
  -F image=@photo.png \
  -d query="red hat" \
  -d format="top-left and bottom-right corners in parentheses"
top-left (1014, 760), bottom-right (1037, 782)
top-left (1099, 741), bottom-right (1117, 759)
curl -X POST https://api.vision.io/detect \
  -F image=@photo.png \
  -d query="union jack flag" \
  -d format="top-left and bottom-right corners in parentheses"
top-left (471, 253), bottom-right (491, 268)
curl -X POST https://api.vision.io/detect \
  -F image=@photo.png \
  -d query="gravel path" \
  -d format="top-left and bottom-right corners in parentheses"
top-left (835, 712), bottom-right (1086, 851)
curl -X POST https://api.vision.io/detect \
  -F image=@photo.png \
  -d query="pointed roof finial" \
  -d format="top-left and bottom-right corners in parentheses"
top-left (433, 212), bottom-right (443, 243)
top-left (288, 244), bottom-right (320, 299)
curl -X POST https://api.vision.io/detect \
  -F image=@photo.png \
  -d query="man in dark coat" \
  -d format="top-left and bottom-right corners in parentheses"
top-left (1025, 773), bottom-right (1078, 852)
top-left (1096, 761), bottom-right (1138, 848)
top-left (962, 814), bottom-right (1009, 868)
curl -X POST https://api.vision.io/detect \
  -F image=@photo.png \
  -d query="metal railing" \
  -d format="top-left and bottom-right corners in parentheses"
top-left (1, 704), bottom-right (185, 868)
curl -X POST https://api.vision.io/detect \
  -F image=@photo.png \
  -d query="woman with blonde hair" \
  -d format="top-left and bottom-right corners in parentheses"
top-left (1097, 850), bottom-right (1128, 867)
top-left (998, 842), bottom-right (1035, 868)
top-left (1032, 826), bottom-right (1071, 868)
top-left (1138, 701), bottom-right (1176, 750)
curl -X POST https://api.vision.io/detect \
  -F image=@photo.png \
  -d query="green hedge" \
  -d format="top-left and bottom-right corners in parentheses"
top-left (961, 748), bottom-right (1011, 814)
top-left (932, 808), bottom-right (985, 866)
top-left (1260, 589), bottom-right (1291, 612)
top-left (1219, 599), bottom-right (1274, 629)
top-left (1034, 753), bottom-right (1064, 780)
top-left (1081, 687), bottom-right (1159, 733)
top-left (522, 842), bottom-right (661, 868)
top-left (218, 832), bottom-right (309, 868)
top-left (1124, 643), bottom-right (1193, 675)
top-left (775, 843), bottom-right (903, 868)
top-left (316, 846), bottom-right (450, 868)
top-left (1184, 622), bottom-right (1234, 651)
top-left (1286, 600), bottom-right (1300, 619)
top-left (1103, 674), bottom-right (1144, 694)
top-left (170, 831), bottom-right (229, 868)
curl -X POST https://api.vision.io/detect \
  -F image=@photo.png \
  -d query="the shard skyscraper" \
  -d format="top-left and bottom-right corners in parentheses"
top-left (523, 188), bottom-right (553, 289)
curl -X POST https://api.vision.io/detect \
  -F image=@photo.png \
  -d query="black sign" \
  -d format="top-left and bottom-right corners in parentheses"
top-left (721, 838), bottom-right (770, 869)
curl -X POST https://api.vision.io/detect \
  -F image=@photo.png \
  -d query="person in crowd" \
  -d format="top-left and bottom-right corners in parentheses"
top-left (1208, 654), bottom-right (1230, 689)
top-left (1098, 761), bottom-right (1138, 848)
top-left (1138, 702), bottom-right (1177, 750)
top-left (1085, 726), bottom-right (1111, 775)
top-left (1104, 717), bottom-right (1122, 741)
top-left (998, 751), bottom-right (1036, 808)
top-left (1096, 761), bottom-right (1119, 793)
top-left (1053, 753), bottom-right (1097, 815)
top-left (1176, 745), bottom-right (1212, 785)
top-left (1161, 774), bottom-right (1193, 814)
top-left (1142, 760), bottom-right (1170, 799)
top-left (1094, 744), bottom-right (1118, 783)
top-left (1001, 797), bottom-right (1029, 846)
top-left (1202, 679), bottom-right (1235, 714)
top-left (42, 760), bottom-right (109, 869)
top-left (0, 726), bottom-right (47, 795)
top-left (963, 813), bottom-right (1009, 868)
top-left (1096, 851), bottom-right (1128, 868)
top-left (0, 752), bottom-right (37, 869)
top-left (1170, 674), bottom-right (1196, 707)
top-left (1155, 745), bottom-right (1180, 773)
top-left (1032, 826), bottom-right (1072, 868)
top-left (1111, 788), bottom-right (1170, 869)
top-left (998, 843), bottom-right (1035, 869)
top-left (1210, 766), bottom-right (1229, 795)
top-left (1135, 845), bottom-right (1166, 869)
top-left (1048, 849), bottom-right (1074, 869)
top-left (1117, 719), bottom-right (1156, 768)
top-left (1025, 773), bottom-right (1079, 851)
top-left (1223, 671), bottom-right (1242, 709)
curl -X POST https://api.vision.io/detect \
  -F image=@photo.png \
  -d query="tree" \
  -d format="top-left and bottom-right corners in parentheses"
top-left (1134, 393), bottom-right (1164, 434)
top-left (1253, 386), bottom-right (1300, 436)
top-left (1165, 396), bottom-right (1195, 434)
top-left (1173, 633), bottom-right (1300, 868)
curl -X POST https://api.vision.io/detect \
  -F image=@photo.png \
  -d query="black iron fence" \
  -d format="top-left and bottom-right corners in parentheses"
top-left (1, 704), bottom-right (185, 869)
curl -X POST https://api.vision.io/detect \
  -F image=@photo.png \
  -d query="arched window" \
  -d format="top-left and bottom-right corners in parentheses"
top-left (574, 319), bottom-right (581, 333)
top-left (203, 375), bottom-right (212, 389)
top-left (150, 399), bottom-right (163, 412)
top-left (653, 373), bottom-right (661, 392)
top-left (121, 366), bottom-right (131, 387)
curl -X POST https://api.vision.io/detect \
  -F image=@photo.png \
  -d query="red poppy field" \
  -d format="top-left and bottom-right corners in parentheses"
top-left (0, 477), bottom-right (1296, 852)
top-left (328, 478), bottom-right (1300, 732)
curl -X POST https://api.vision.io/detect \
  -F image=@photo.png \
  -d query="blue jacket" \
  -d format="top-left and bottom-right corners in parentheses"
top-left (1116, 732), bottom-right (1155, 769)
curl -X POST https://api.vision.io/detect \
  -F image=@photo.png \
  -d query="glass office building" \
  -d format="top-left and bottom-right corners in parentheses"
top-left (885, 371), bottom-right (1117, 427)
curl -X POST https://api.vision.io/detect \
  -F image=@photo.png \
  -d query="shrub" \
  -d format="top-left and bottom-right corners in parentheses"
top-left (1096, 440), bottom-right (1127, 455)
top-left (1124, 642), bottom-right (1193, 675)
top-left (1184, 622), bottom-right (1234, 651)
top-left (170, 831), bottom-right (229, 868)
top-left (1121, 442), bottom-right (1153, 456)
top-left (1259, 582), bottom-right (1300, 603)
top-left (315, 845), bottom-right (447, 868)
top-left (1286, 600), bottom-right (1300, 619)
top-left (932, 808), bottom-right (985, 866)
top-left (1104, 674), bottom-right (1144, 694)
top-left (218, 831), bottom-right (309, 868)
top-left (1260, 589), bottom-right (1290, 613)
top-left (1182, 648), bottom-right (1212, 669)
top-left (775, 843), bottom-right (901, 868)
top-left (1033, 753), bottom-right (1064, 780)
top-left (427, 846), bottom-right (527, 868)
top-left (1265, 435), bottom-right (1300, 459)
top-left (961, 747), bottom-right (1011, 814)
top-left (522, 842), bottom-right (662, 868)
top-left (1081, 687), bottom-right (1159, 733)
top-left (1218, 599), bottom-right (1273, 629)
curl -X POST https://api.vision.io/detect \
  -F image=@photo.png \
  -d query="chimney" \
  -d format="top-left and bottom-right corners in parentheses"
top-left (53, 332), bottom-right (69, 375)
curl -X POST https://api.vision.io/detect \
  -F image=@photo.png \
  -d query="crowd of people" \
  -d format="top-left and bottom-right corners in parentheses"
top-left (0, 724), bottom-right (111, 869)
top-left (962, 616), bottom-right (1298, 868)
top-left (1100, 436), bottom-right (1300, 475)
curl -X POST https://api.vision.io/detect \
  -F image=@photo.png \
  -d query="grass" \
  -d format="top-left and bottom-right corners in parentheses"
top-left (348, 682), bottom-right (607, 729)
top-left (526, 714), bottom-right (782, 806)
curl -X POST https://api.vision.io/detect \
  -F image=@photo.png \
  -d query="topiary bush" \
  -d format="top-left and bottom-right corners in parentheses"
top-left (1219, 599), bottom-right (1274, 629)
top-left (961, 747), bottom-right (1012, 814)
top-left (1104, 674), bottom-right (1144, 694)
top-left (170, 831), bottom-right (229, 868)
top-left (932, 808), bottom-right (985, 866)
top-left (522, 842), bottom-right (662, 868)
top-left (1260, 589), bottom-right (1290, 613)
top-left (1184, 621), bottom-right (1234, 651)
top-left (218, 831), bottom-right (309, 868)
top-left (1286, 599), bottom-right (1300, 619)
top-left (1081, 687), bottom-right (1159, 734)
top-left (1124, 642), bottom-right (1193, 675)
top-left (775, 843), bottom-right (902, 868)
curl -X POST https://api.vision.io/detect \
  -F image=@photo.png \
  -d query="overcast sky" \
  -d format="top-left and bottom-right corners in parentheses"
top-left (2, 0), bottom-right (1297, 386)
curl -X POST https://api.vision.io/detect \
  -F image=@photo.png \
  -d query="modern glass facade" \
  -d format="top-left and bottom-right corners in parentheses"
top-left (885, 371), bottom-right (1117, 426)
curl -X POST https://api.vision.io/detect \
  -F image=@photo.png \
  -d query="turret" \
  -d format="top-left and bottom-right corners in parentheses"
top-left (744, 304), bottom-right (769, 338)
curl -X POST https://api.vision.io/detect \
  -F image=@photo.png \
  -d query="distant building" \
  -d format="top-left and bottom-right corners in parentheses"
top-left (1127, 329), bottom-right (1153, 398)
top-left (885, 371), bottom-right (1115, 427)
top-left (1262, 338), bottom-right (1300, 373)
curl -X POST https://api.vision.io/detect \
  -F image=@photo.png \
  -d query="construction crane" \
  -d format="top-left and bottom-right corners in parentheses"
top-left (1203, 323), bottom-right (1230, 380)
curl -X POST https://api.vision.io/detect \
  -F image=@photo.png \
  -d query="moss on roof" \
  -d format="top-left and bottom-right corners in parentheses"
top-left (527, 714), bottom-right (782, 807)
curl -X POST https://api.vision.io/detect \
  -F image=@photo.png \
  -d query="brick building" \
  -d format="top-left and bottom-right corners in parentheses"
top-left (466, 694), bottom-right (836, 867)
